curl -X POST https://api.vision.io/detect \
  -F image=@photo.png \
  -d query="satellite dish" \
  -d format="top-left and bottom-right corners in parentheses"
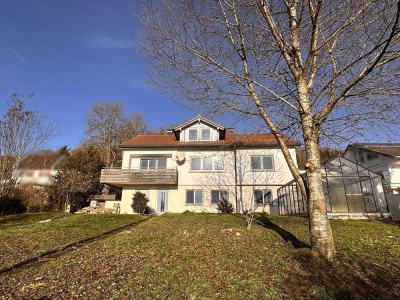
top-left (175, 152), bottom-right (186, 162)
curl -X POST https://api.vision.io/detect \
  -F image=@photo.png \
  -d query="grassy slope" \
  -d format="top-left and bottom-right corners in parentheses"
top-left (0, 213), bottom-right (145, 270)
top-left (0, 214), bottom-right (399, 299)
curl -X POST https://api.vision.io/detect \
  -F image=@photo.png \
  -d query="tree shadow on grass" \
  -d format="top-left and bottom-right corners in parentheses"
top-left (255, 214), bottom-right (310, 249)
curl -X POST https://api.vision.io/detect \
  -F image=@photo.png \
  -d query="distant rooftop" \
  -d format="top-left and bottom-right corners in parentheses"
top-left (17, 150), bottom-right (66, 170)
top-left (353, 143), bottom-right (400, 157)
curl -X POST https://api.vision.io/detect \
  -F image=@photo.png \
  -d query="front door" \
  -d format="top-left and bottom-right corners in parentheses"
top-left (157, 190), bottom-right (168, 214)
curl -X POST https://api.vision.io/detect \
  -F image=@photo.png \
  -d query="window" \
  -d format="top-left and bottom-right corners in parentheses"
top-left (187, 128), bottom-right (212, 141)
top-left (251, 156), bottom-right (274, 170)
top-left (140, 158), bottom-right (167, 170)
top-left (211, 190), bottom-right (229, 204)
top-left (189, 129), bottom-right (198, 141)
top-left (202, 128), bottom-right (210, 140)
top-left (186, 190), bottom-right (203, 204)
top-left (190, 156), bottom-right (224, 171)
top-left (254, 189), bottom-right (273, 205)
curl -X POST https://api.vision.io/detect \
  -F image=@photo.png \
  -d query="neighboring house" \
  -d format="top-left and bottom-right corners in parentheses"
top-left (100, 115), bottom-right (299, 214)
top-left (343, 144), bottom-right (400, 193)
top-left (13, 150), bottom-right (66, 186)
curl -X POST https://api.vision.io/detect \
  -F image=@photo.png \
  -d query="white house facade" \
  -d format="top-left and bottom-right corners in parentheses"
top-left (100, 116), bottom-right (299, 215)
top-left (343, 144), bottom-right (400, 193)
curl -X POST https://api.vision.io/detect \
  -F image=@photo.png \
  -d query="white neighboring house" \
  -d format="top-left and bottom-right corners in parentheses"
top-left (343, 144), bottom-right (400, 193)
top-left (13, 150), bottom-right (66, 186)
top-left (100, 115), bottom-right (299, 214)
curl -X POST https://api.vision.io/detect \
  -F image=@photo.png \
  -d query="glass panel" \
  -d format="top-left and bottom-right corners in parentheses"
top-left (344, 177), bottom-right (364, 212)
top-left (148, 159), bottom-right (156, 169)
top-left (328, 177), bottom-right (348, 212)
top-left (191, 158), bottom-right (201, 170)
top-left (360, 177), bottom-right (377, 212)
top-left (263, 190), bottom-right (272, 203)
top-left (254, 190), bottom-right (263, 204)
top-left (140, 159), bottom-right (148, 169)
top-left (214, 156), bottom-right (224, 170)
top-left (195, 190), bottom-right (203, 204)
top-left (372, 177), bottom-right (388, 212)
top-left (201, 129), bottom-right (210, 141)
top-left (189, 129), bottom-right (197, 141)
top-left (157, 158), bottom-right (167, 169)
top-left (262, 156), bottom-right (274, 170)
top-left (203, 157), bottom-right (212, 170)
top-left (211, 190), bottom-right (219, 204)
top-left (221, 190), bottom-right (229, 201)
top-left (251, 156), bottom-right (261, 170)
top-left (186, 190), bottom-right (194, 204)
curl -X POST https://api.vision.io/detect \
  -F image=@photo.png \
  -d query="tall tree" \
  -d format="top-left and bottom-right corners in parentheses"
top-left (48, 144), bottom-right (105, 211)
top-left (86, 101), bottom-right (147, 167)
top-left (139, 0), bottom-right (400, 258)
top-left (0, 94), bottom-right (56, 214)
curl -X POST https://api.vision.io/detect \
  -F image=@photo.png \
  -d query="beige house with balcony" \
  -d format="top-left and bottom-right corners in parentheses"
top-left (100, 115), bottom-right (299, 215)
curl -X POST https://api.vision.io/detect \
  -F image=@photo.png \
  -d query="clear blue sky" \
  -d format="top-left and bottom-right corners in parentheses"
top-left (0, 0), bottom-right (220, 150)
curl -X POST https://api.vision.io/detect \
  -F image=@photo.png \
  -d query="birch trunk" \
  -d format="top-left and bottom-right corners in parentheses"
top-left (298, 78), bottom-right (335, 258)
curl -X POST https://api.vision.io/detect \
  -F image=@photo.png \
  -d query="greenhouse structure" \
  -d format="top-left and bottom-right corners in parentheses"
top-left (277, 156), bottom-right (389, 216)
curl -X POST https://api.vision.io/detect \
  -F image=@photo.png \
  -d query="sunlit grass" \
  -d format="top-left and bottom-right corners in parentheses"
top-left (0, 213), bottom-right (399, 299)
top-left (0, 213), bottom-right (145, 270)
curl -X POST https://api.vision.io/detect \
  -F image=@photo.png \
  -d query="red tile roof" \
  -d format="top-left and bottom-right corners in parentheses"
top-left (121, 133), bottom-right (300, 148)
top-left (17, 151), bottom-right (66, 170)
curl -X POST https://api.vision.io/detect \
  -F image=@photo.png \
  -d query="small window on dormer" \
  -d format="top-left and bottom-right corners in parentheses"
top-left (202, 129), bottom-right (210, 141)
top-left (189, 129), bottom-right (198, 141)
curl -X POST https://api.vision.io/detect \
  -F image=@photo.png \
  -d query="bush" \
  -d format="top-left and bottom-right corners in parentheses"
top-left (131, 192), bottom-right (150, 215)
top-left (217, 198), bottom-right (234, 214)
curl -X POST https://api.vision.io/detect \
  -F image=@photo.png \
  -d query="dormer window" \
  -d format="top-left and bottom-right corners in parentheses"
top-left (188, 128), bottom-right (211, 141)
top-left (189, 129), bottom-right (198, 141)
top-left (202, 129), bottom-right (210, 141)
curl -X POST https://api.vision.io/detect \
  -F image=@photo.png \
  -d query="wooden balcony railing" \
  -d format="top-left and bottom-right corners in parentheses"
top-left (100, 168), bottom-right (178, 186)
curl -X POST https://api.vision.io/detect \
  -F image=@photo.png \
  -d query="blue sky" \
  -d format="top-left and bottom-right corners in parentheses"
top-left (0, 0), bottom-right (217, 150)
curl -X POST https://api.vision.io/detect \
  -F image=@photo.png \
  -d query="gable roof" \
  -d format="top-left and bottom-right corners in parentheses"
top-left (173, 115), bottom-right (226, 130)
top-left (121, 132), bottom-right (300, 148)
top-left (17, 150), bottom-right (66, 170)
top-left (350, 144), bottom-right (400, 157)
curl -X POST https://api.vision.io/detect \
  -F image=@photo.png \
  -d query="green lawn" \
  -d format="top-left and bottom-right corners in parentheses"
top-left (0, 213), bottom-right (399, 299)
top-left (0, 213), bottom-right (145, 271)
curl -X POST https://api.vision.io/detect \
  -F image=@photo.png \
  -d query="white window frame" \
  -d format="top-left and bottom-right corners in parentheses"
top-left (250, 155), bottom-right (274, 171)
top-left (189, 156), bottom-right (224, 171)
top-left (211, 190), bottom-right (229, 204)
top-left (140, 158), bottom-right (167, 170)
top-left (254, 189), bottom-right (273, 205)
top-left (187, 127), bottom-right (213, 141)
top-left (186, 189), bottom-right (203, 205)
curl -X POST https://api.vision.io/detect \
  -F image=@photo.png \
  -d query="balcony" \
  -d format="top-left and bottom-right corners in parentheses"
top-left (100, 168), bottom-right (178, 186)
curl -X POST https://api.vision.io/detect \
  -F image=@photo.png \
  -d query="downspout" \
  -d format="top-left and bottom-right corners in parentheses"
top-left (234, 147), bottom-right (239, 213)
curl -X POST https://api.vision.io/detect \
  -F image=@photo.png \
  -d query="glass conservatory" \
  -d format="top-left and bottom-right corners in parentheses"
top-left (277, 157), bottom-right (389, 216)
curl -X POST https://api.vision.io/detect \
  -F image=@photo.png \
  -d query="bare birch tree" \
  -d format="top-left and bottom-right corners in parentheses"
top-left (86, 101), bottom-right (147, 167)
top-left (138, 0), bottom-right (400, 258)
top-left (0, 94), bottom-right (56, 214)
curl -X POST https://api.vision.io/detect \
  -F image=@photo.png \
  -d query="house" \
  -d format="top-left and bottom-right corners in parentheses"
top-left (100, 115), bottom-right (300, 214)
top-left (13, 150), bottom-right (66, 186)
top-left (343, 144), bottom-right (400, 193)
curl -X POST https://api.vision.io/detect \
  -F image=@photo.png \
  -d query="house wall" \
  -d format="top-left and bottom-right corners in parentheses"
top-left (118, 147), bottom-right (296, 215)
top-left (14, 169), bottom-right (58, 186)
top-left (389, 164), bottom-right (400, 190)
top-left (343, 147), bottom-right (396, 189)
top-left (120, 185), bottom-right (282, 215)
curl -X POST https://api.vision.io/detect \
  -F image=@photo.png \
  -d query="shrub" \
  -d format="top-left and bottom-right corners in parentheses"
top-left (217, 198), bottom-right (234, 214)
top-left (131, 192), bottom-right (150, 215)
